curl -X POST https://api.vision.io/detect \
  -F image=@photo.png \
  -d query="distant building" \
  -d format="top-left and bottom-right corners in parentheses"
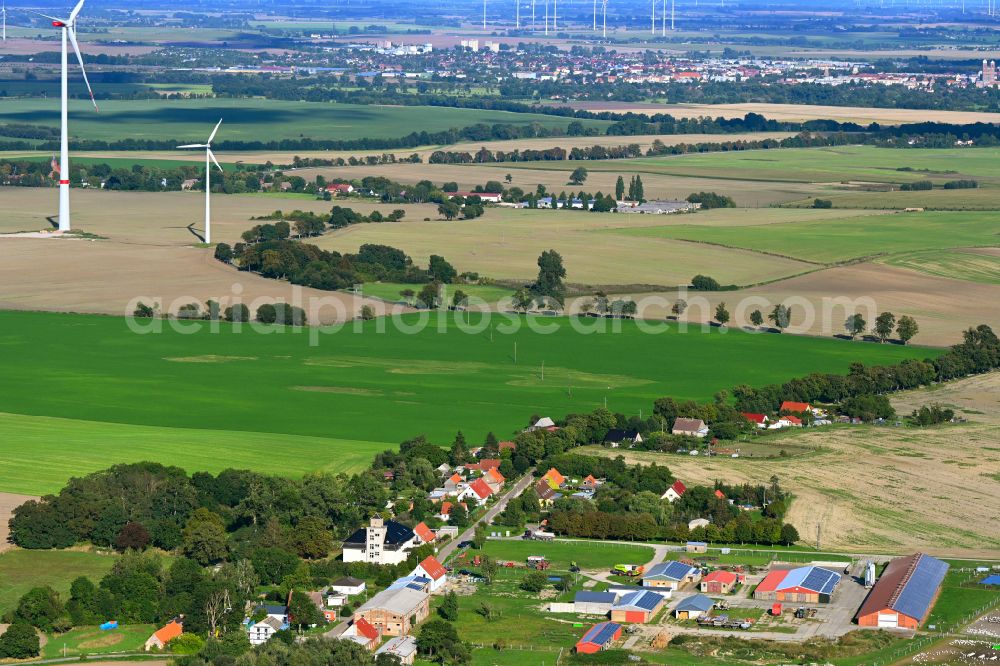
top-left (144, 619), bottom-right (183, 651)
top-left (661, 480), bottom-right (687, 503)
top-left (618, 199), bottom-right (700, 214)
top-left (575, 622), bottom-right (622, 654)
top-left (643, 561), bottom-right (700, 590)
top-left (672, 418), bottom-right (708, 438)
top-left (354, 587), bottom-right (430, 636)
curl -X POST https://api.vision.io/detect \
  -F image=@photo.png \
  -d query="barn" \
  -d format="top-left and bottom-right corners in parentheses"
top-left (673, 594), bottom-right (715, 620)
top-left (610, 590), bottom-right (666, 623)
top-left (573, 591), bottom-right (618, 616)
top-left (855, 553), bottom-right (949, 629)
top-left (643, 561), bottom-right (699, 590)
top-left (753, 566), bottom-right (841, 604)
top-left (701, 570), bottom-right (741, 594)
top-left (575, 622), bottom-right (622, 654)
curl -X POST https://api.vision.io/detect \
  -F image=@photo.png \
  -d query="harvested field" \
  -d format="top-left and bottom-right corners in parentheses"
top-left (556, 102), bottom-right (1000, 126)
top-left (293, 161), bottom-right (825, 207)
top-left (581, 372), bottom-right (1000, 558)
top-left (611, 262), bottom-right (1000, 347)
top-left (0, 189), bottom-right (420, 321)
top-left (0, 493), bottom-right (37, 552)
top-left (318, 207), bottom-right (816, 286)
top-left (880, 248), bottom-right (1000, 285)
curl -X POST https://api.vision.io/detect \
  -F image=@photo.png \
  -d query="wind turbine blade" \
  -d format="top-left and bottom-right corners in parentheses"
top-left (69, 0), bottom-right (86, 23)
top-left (177, 144), bottom-right (207, 149)
top-left (207, 118), bottom-right (223, 144)
top-left (208, 149), bottom-right (224, 173)
top-left (67, 27), bottom-right (99, 111)
top-left (25, 8), bottom-right (62, 22)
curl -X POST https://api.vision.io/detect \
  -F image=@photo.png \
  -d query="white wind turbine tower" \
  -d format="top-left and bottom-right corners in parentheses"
top-left (601, 0), bottom-right (608, 38)
top-left (33, 0), bottom-right (98, 232)
top-left (177, 119), bottom-right (224, 245)
top-left (2, 1), bottom-right (7, 41)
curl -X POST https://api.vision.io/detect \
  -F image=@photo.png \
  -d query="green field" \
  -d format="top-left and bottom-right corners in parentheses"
top-left (0, 550), bottom-right (118, 615)
top-left (880, 249), bottom-right (1000, 284)
top-left (41, 623), bottom-right (156, 659)
top-left (0, 98), bottom-right (609, 144)
top-left (478, 539), bottom-right (655, 570)
top-left (608, 210), bottom-right (1000, 265)
top-left (501, 146), bottom-right (1000, 185)
top-left (0, 412), bottom-right (385, 496)
top-left (0, 310), bottom-right (937, 494)
top-left (358, 282), bottom-right (514, 304)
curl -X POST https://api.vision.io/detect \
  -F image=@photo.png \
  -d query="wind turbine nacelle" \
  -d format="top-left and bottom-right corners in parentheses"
top-left (52, 20), bottom-right (66, 27)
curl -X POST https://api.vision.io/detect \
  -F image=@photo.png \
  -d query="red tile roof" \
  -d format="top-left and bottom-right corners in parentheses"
top-left (498, 441), bottom-right (516, 451)
top-left (783, 415), bottom-right (803, 425)
top-left (479, 458), bottom-right (501, 471)
top-left (486, 468), bottom-right (505, 484)
top-left (440, 501), bottom-right (453, 515)
top-left (448, 473), bottom-right (464, 484)
top-left (781, 401), bottom-right (812, 413)
top-left (755, 569), bottom-right (787, 593)
top-left (418, 555), bottom-right (448, 581)
top-left (714, 489), bottom-right (726, 499)
top-left (670, 480), bottom-right (687, 495)
top-left (703, 570), bottom-right (738, 585)
top-left (543, 468), bottom-right (565, 487)
top-left (152, 620), bottom-right (183, 645)
top-left (469, 477), bottom-right (493, 500)
top-left (413, 522), bottom-right (436, 543)
top-left (741, 412), bottom-right (768, 424)
top-left (355, 617), bottom-right (379, 641)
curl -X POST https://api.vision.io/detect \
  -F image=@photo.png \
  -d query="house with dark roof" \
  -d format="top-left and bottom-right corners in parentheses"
top-left (610, 590), bottom-right (666, 623)
top-left (329, 576), bottom-right (366, 597)
top-left (575, 621), bottom-right (622, 654)
top-left (603, 429), bottom-right (643, 448)
top-left (535, 479), bottom-right (558, 505)
top-left (643, 561), bottom-right (699, 590)
top-left (343, 515), bottom-right (418, 565)
top-left (855, 553), bottom-right (949, 629)
top-left (754, 566), bottom-right (841, 604)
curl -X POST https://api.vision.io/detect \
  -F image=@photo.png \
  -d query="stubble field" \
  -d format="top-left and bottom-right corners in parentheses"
top-left (581, 372), bottom-right (1000, 558)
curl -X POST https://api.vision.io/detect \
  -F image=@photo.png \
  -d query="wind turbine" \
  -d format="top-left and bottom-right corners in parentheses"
top-left (177, 119), bottom-right (224, 245)
top-left (602, 0), bottom-right (608, 37)
top-left (33, 0), bottom-right (98, 232)
top-left (2, 1), bottom-right (7, 41)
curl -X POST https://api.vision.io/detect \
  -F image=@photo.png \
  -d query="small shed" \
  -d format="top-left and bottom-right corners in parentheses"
top-left (673, 594), bottom-right (714, 620)
top-left (686, 541), bottom-right (708, 554)
top-left (771, 603), bottom-right (783, 616)
top-left (575, 621), bottom-right (622, 654)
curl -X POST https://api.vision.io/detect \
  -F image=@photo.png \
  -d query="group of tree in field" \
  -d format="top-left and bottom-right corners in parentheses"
top-left (844, 311), bottom-right (920, 344)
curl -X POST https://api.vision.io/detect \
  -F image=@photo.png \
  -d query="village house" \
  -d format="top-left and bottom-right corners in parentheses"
top-left (661, 480), bottom-right (687, 503)
top-left (342, 515), bottom-right (418, 565)
top-left (413, 521), bottom-right (436, 545)
top-left (484, 467), bottom-right (506, 493)
top-left (603, 429), bottom-right (643, 448)
top-left (672, 417), bottom-right (709, 438)
top-left (412, 555), bottom-right (449, 593)
top-left (459, 477), bottom-right (494, 505)
top-left (354, 587), bottom-right (431, 637)
top-left (541, 467), bottom-right (566, 488)
top-left (246, 616), bottom-right (287, 646)
top-left (453, 191), bottom-right (502, 203)
top-left (534, 479), bottom-right (560, 506)
top-left (329, 576), bottom-right (366, 597)
top-left (325, 183), bottom-right (355, 195)
top-left (144, 619), bottom-right (183, 651)
top-left (741, 412), bottom-right (769, 428)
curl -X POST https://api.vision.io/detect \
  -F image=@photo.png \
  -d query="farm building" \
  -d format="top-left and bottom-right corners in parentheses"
top-left (701, 570), bottom-right (742, 594)
top-left (643, 561), bottom-right (700, 590)
top-left (575, 622), bottom-right (623, 654)
top-left (981, 575), bottom-right (1000, 586)
top-left (661, 480), bottom-right (687, 502)
top-left (610, 590), bottom-right (667, 623)
top-left (686, 541), bottom-right (709, 554)
top-left (672, 417), bottom-right (708, 437)
top-left (754, 566), bottom-right (841, 604)
top-left (780, 401), bottom-right (817, 414)
top-left (354, 587), bottom-right (430, 636)
top-left (673, 594), bottom-right (715, 620)
top-left (375, 636), bottom-right (418, 664)
top-left (573, 591), bottom-right (619, 615)
top-left (855, 553), bottom-right (950, 629)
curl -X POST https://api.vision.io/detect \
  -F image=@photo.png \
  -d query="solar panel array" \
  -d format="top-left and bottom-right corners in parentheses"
top-left (580, 622), bottom-right (621, 646)
top-left (617, 590), bottom-right (665, 611)
top-left (647, 560), bottom-right (695, 580)
top-left (800, 567), bottom-right (841, 595)
top-left (892, 555), bottom-right (949, 621)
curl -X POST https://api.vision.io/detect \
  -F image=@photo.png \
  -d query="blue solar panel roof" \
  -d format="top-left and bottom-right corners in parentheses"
top-left (616, 590), bottom-right (665, 611)
top-left (981, 575), bottom-right (1000, 586)
top-left (777, 566), bottom-right (840, 595)
top-left (892, 555), bottom-right (949, 621)
top-left (580, 622), bottom-right (620, 646)
top-left (646, 561), bottom-right (696, 580)
top-left (575, 591), bottom-right (617, 604)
